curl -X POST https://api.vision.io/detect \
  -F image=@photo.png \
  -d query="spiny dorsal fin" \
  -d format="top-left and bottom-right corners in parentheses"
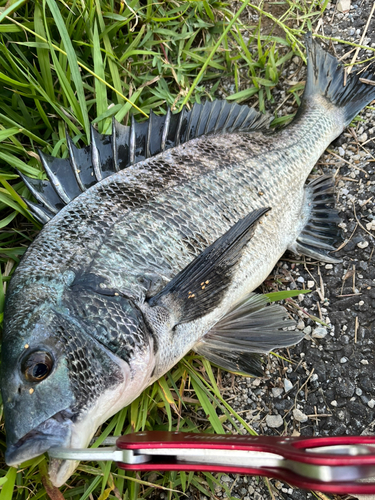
top-left (23, 198), bottom-right (55, 225)
top-left (21, 101), bottom-right (271, 224)
top-left (17, 169), bottom-right (64, 215)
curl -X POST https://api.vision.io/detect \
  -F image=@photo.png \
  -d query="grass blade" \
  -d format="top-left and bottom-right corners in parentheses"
top-left (45, 0), bottom-right (90, 138)
top-left (93, 20), bottom-right (109, 133)
top-left (180, 0), bottom-right (252, 108)
top-left (34, 3), bottom-right (54, 101)
top-left (0, 467), bottom-right (17, 500)
top-left (266, 289), bottom-right (311, 302)
top-left (0, 0), bottom-right (26, 23)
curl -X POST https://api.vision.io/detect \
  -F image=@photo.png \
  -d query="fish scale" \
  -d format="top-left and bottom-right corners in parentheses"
top-left (2, 34), bottom-right (375, 488)
top-left (92, 112), bottom-right (334, 301)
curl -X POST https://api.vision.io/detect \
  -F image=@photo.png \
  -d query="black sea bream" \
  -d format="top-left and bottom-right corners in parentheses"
top-left (2, 34), bottom-right (375, 486)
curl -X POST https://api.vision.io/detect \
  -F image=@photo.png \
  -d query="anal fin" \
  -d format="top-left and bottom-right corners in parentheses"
top-left (193, 293), bottom-right (301, 377)
top-left (290, 175), bottom-right (342, 264)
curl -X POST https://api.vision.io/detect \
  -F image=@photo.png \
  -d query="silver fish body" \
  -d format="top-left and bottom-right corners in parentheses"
top-left (2, 34), bottom-right (375, 486)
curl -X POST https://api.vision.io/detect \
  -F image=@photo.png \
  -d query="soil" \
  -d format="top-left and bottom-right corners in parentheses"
top-left (196, 2), bottom-right (375, 500)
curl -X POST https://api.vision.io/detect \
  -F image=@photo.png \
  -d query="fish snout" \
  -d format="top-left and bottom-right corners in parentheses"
top-left (5, 412), bottom-right (72, 466)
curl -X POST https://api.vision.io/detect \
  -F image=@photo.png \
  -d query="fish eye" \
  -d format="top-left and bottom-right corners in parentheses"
top-left (21, 351), bottom-right (54, 383)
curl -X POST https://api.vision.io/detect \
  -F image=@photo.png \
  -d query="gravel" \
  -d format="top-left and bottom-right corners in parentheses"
top-left (181, 2), bottom-right (375, 499)
top-left (293, 409), bottom-right (308, 423)
top-left (224, 4), bottom-right (375, 500)
top-left (284, 378), bottom-right (293, 393)
top-left (266, 414), bottom-right (284, 428)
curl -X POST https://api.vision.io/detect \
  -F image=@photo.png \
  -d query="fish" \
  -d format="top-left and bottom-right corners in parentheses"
top-left (1, 33), bottom-right (375, 487)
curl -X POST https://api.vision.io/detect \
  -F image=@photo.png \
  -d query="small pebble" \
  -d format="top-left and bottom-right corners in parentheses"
top-left (296, 276), bottom-right (305, 283)
top-left (368, 400), bottom-right (375, 409)
top-left (307, 280), bottom-right (315, 288)
top-left (356, 388), bottom-right (363, 396)
top-left (266, 414), bottom-right (283, 428)
top-left (221, 475), bottom-right (231, 483)
top-left (340, 356), bottom-right (348, 364)
top-left (331, 400), bottom-right (338, 407)
top-left (304, 325), bottom-right (312, 335)
top-left (293, 408), bottom-right (308, 423)
top-left (361, 360), bottom-right (369, 365)
top-left (297, 320), bottom-right (305, 330)
top-left (272, 387), bottom-right (283, 398)
top-left (284, 378), bottom-right (293, 392)
top-left (357, 241), bottom-right (369, 249)
top-left (325, 264), bottom-right (333, 269)
top-left (312, 326), bottom-right (328, 338)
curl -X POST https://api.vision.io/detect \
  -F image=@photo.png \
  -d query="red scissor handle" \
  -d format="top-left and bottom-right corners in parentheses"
top-left (115, 431), bottom-right (375, 494)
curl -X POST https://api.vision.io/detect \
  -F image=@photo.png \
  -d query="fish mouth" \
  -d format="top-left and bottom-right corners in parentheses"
top-left (6, 408), bottom-right (94, 487)
top-left (5, 410), bottom-right (73, 467)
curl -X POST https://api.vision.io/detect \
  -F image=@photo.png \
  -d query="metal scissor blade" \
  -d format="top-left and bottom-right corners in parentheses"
top-left (48, 446), bottom-right (150, 464)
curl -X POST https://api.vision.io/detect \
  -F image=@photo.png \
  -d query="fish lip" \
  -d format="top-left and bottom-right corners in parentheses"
top-left (48, 457), bottom-right (79, 488)
top-left (5, 410), bottom-right (72, 466)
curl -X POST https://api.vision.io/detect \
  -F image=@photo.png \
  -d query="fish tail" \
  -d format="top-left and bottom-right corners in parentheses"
top-left (300, 32), bottom-right (375, 127)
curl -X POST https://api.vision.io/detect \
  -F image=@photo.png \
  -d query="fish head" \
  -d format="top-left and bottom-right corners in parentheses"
top-left (1, 274), bottom-right (155, 486)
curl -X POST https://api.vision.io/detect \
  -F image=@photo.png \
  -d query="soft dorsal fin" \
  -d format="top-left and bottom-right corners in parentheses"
top-left (289, 175), bottom-right (342, 264)
top-left (20, 101), bottom-right (271, 224)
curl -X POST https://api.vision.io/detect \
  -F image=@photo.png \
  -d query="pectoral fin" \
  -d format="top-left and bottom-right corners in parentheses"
top-left (193, 293), bottom-right (301, 376)
top-left (148, 207), bottom-right (270, 325)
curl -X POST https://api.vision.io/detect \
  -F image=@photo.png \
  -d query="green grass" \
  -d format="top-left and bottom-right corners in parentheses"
top-left (0, 0), bottom-right (372, 498)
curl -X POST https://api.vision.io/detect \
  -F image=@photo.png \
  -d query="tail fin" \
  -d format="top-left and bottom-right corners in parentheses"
top-left (301, 32), bottom-right (375, 127)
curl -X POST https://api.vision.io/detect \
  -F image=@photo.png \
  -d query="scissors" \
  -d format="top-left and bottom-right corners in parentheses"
top-left (49, 431), bottom-right (375, 494)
